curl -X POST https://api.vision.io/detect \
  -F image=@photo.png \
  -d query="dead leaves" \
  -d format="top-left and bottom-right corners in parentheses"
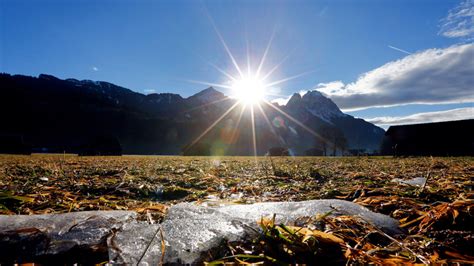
top-left (0, 155), bottom-right (472, 264)
top-left (398, 199), bottom-right (474, 233)
top-left (258, 216), bottom-right (345, 245)
top-left (216, 197), bottom-right (474, 264)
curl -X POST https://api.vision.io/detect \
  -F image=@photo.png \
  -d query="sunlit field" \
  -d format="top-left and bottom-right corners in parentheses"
top-left (1, 154), bottom-right (472, 264)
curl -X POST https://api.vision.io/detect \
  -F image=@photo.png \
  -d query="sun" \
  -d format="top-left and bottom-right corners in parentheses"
top-left (231, 75), bottom-right (266, 104)
top-left (184, 21), bottom-right (323, 157)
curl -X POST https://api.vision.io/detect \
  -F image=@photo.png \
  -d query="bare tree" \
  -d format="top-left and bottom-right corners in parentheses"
top-left (336, 133), bottom-right (348, 155)
top-left (317, 125), bottom-right (333, 156)
top-left (330, 128), bottom-right (347, 156)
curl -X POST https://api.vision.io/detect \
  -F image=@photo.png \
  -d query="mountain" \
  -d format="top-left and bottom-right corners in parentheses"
top-left (283, 91), bottom-right (384, 152)
top-left (186, 87), bottom-right (226, 104)
top-left (0, 73), bottom-right (384, 155)
top-left (286, 91), bottom-right (345, 123)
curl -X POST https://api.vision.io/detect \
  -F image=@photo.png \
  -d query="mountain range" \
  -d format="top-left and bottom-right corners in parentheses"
top-left (0, 73), bottom-right (385, 155)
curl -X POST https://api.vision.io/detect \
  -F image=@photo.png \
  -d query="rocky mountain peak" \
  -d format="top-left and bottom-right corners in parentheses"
top-left (286, 93), bottom-right (303, 107)
top-left (285, 90), bottom-right (345, 123)
top-left (302, 90), bottom-right (324, 99)
top-left (195, 87), bottom-right (220, 95)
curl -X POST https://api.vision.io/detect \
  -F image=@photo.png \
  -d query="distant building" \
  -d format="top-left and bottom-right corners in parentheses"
top-left (380, 119), bottom-right (474, 156)
top-left (0, 135), bottom-right (31, 155)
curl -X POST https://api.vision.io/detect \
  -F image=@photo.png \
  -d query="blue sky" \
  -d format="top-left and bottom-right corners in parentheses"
top-left (1, 0), bottom-right (473, 128)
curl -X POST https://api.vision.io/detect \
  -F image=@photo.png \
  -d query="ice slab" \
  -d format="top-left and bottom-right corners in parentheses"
top-left (159, 203), bottom-right (258, 264)
top-left (215, 199), bottom-right (401, 234)
top-left (151, 199), bottom-right (401, 264)
top-left (108, 222), bottom-right (162, 264)
top-left (392, 177), bottom-right (427, 187)
top-left (0, 211), bottom-right (135, 263)
top-left (0, 200), bottom-right (401, 264)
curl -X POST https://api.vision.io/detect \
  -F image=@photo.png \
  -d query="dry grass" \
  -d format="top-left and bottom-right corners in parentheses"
top-left (0, 154), bottom-right (473, 264)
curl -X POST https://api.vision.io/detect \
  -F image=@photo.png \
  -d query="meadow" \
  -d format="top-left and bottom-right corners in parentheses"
top-left (0, 155), bottom-right (473, 264)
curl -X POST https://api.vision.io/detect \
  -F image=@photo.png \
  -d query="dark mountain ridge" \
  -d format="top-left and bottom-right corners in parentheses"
top-left (0, 73), bottom-right (384, 155)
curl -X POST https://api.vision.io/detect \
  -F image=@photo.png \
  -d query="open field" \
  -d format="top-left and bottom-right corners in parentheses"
top-left (1, 155), bottom-right (473, 264)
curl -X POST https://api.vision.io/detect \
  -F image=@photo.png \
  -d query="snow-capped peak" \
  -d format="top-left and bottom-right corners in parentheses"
top-left (302, 90), bottom-right (345, 122)
top-left (286, 90), bottom-right (345, 123)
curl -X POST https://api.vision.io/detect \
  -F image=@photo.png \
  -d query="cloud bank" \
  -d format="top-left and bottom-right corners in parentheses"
top-left (313, 43), bottom-right (474, 111)
top-left (366, 107), bottom-right (473, 127)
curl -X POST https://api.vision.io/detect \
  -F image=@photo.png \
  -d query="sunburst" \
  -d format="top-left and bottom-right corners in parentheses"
top-left (185, 19), bottom-right (329, 157)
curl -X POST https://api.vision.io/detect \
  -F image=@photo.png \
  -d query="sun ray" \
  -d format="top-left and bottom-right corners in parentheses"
top-left (250, 105), bottom-right (258, 158)
top-left (246, 34), bottom-right (251, 76)
top-left (194, 52), bottom-right (238, 82)
top-left (256, 102), bottom-right (279, 140)
top-left (183, 97), bottom-right (232, 113)
top-left (261, 48), bottom-right (295, 81)
top-left (265, 69), bottom-right (317, 88)
top-left (185, 101), bottom-right (240, 152)
top-left (185, 79), bottom-right (233, 90)
top-left (262, 99), bottom-right (330, 145)
top-left (205, 11), bottom-right (244, 78)
top-left (230, 103), bottom-right (247, 144)
top-left (255, 102), bottom-right (288, 147)
top-left (256, 28), bottom-right (276, 78)
top-left (207, 61), bottom-right (237, 82)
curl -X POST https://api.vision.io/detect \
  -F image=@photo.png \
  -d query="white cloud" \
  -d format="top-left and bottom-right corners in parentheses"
top-left (314, 43), bottom-right (474, 111)
top-left (266, 86), bottom-right (283, 97)
top-left (270, 89), bottom-right (308, 105)
top-left (271, 95), bottom-right (291, 105)
top-left (92, 66), bottom-right (99, 71)
top-left (366, 107), bottom-right (474, 127)
top-left (439, 0), bottom-right (474, 40)
top-left (313, 81), bottom-right (345, 96)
